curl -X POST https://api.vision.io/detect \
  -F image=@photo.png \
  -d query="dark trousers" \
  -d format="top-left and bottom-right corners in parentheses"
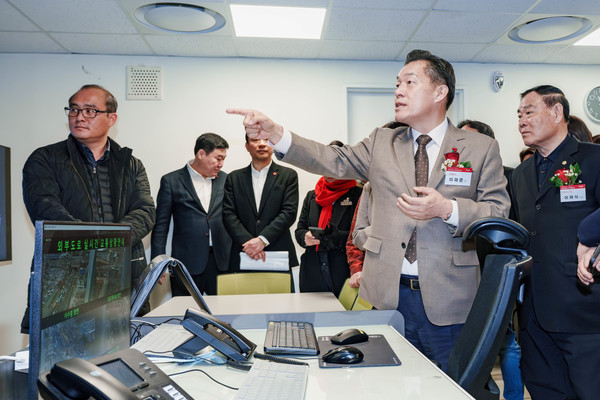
top-left (171, 250), bottom-right (219, 296)
top-left (520, 307), bottom-right (600, 400)
top-left (397, 274), bottom-right (464, 373)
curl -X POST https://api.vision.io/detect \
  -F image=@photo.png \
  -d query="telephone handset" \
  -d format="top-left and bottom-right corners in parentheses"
top-left (38, 348), bottom-right (192, 400)
top-left (173, 308), bottom-right (257, 362)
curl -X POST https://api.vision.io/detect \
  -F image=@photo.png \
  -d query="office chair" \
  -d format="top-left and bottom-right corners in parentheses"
top-left (447, 217), bottom-right (532, 400)
top-left (216, 272), bottom-right (292, 295)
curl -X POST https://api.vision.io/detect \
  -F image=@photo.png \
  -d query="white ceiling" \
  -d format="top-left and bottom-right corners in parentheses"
top-left (1, 0), bottom-right (600, 64)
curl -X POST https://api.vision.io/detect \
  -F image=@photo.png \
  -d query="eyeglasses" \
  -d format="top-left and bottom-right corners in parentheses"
top-left (64, 107), bottom-right (110, 118)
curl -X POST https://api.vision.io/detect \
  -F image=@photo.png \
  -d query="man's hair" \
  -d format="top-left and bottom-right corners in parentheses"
top-left (194, 133), bottom-right (229, 155)
top-left (457, 119), bottom-right (495, 139)
top-left (405, 49), bottom-right (455, 110)
top-left (328, 140), bottom-right (344, 147)
top-left (520, 85), bottom-right (570, 122)
top-left (69, 84), bottom-right (118, 113)
top-left (567, 115), bottom-right (592, 142)
top-left (519, 147), bottom-right (535, 162)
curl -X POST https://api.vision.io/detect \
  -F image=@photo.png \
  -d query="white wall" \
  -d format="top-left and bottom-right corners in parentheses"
top-left (0, 53), bottom-right (599, 355)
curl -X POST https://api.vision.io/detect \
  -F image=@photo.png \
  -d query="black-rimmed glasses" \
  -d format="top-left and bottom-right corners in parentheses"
top-left (64, 107), bottom-right (110, 118)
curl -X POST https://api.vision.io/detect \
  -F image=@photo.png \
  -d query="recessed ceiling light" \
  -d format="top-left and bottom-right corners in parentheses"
top-left (574, 27), bottom-right (600, 46)
top-left (508, 16), bottom-right (592, 44)
top-left (134, 3), bottom-right (225, 33)
top-left (230, 5), bottom-right (326, 39)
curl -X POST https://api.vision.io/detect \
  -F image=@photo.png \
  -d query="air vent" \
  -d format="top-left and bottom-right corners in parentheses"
top-left (127, 66), bottom-right (162, 100)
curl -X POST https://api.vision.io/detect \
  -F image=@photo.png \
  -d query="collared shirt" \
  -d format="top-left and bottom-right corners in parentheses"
top-left (187, 161), bottom-right (214, 245)
top-left (75, 136), bottom-right (111, 166)
top-left (251, 161), bottom-right (272, 213)
top-left (404, 119), bottom-right (457, 275)
top-left (534, 134), bottom-right (570, 191)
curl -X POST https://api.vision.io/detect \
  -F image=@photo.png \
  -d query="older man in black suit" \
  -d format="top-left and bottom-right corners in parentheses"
top-left (151, 133), bottom-right (232, 295)
top-left (510, 85), bottom-right (600, 400)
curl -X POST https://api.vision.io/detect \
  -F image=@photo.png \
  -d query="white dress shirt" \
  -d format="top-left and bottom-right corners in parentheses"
top-left (187, 161), bottom-right (214, 246)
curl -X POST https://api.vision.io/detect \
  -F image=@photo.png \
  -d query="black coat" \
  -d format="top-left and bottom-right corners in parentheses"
top-left (295, 186), bottom-right (362, 295)
top-left (510, 135), bottom-right (600, 333)
top-left (22, 135), bottom-right (156, 281)
top-left (223, 162), bottom-right (299, 271)
top-left (151, 166), bottom-right (231, 274)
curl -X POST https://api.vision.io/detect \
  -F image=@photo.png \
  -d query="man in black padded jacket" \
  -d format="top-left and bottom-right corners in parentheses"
top-left (20, 84), bottom-right (155, 333)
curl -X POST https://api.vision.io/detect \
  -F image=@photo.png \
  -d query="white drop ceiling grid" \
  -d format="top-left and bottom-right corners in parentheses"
top-left (1, 0), bottom-right (600, 64)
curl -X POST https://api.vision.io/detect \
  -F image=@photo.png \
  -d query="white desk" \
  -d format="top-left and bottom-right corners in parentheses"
top-left (149, 311), bottom-right (474, 400)
top-left (145, 292), bottom-right (346, 317)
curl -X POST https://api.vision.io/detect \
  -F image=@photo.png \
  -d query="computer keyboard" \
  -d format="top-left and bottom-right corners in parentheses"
top-left (234, 359), bottom-right (309, 400)
top-left (263, 321), bottom-right (319, 356)
top-left (131, 323), bottom-right (193, 355)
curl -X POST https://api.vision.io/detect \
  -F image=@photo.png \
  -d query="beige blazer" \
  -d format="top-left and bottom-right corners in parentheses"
top-left (281, 122), bottom-right (510, 325)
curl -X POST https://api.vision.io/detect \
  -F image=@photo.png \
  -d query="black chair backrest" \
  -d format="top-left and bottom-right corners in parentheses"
top-left (447, 217), bottom-right (532, 400)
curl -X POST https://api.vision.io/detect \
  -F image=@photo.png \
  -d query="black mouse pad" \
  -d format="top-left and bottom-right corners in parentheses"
top-left (317, 335), bottom-right (401, 368)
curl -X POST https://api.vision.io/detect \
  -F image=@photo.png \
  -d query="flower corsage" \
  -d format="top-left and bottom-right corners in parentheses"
top-left (550, 162), bottom-right (581, 187)
top-left (441, 148), bottom-right (471, 172)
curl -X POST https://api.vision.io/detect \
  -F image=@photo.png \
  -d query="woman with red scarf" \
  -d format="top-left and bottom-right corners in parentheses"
top-left (295, 144), bottom-right (362, 295)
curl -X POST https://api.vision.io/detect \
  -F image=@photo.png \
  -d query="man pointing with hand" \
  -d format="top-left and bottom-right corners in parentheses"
top-left (227, 49), bottom-right (509, 372)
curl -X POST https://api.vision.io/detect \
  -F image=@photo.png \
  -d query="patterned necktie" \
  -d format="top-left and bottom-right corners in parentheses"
top-left (405, 134), bottom-right (432, 263)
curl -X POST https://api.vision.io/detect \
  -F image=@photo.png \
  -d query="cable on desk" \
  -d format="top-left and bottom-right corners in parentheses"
top-left (226, 359), bottom-right (253, 371)
top-left (129, 318), bottom-right (183, 345)
top-left (253, 352), bottom-right (309, 366)
top-left (168, 368), bottom-right (239, 391)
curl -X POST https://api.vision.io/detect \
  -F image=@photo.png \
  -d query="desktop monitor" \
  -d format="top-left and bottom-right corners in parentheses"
top-left (28, 221), bottom-right (132, 400)
top-left (0, 144), bottom-right (10, 261)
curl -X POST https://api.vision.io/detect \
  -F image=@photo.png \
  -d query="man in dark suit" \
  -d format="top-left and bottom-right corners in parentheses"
top-left (510, 85), bottom-right (600, 400)
top-left (151, 133), bottom-right (232, 295)
top-left (222, 136), bottom-right (299, 274)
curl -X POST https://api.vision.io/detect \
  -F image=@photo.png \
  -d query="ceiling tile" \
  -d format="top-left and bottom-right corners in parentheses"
top-left (399, 43), bottom-right (488, 63)
top-left (325, 8), bottom-right (425, 41)
top-left (531, 0), bottom-right (600, 15)
top-left (330, 0), bottom-right (434, 10)
top-left (0, 1), bottom-right (40, 31)
top-left (544, 45), bottom-right (600, 64)
top-left (412, 11), bottom-right (521, 43)
top-left (145, 34), bottom-right (236, 57)
top-left (319, 40), bottom-right (405, 61)
top-left (12, 0), bottom-right (137, 33)
top-left (432, 0), bottom-right (537, 13)
top-left (234, 37), bottom-right (321, 59)
top-left (50, 33), bottom-right (152, 55)
top-left (0, 32), bottom-right (67, 53)
top-left (471, 43), bottom-right (566, 63)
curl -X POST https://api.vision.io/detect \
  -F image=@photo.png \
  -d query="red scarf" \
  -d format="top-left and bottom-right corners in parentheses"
top-left (314, 177), bottom-right (356, 231)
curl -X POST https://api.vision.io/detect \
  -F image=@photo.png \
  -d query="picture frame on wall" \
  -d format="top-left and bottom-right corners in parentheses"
top-left (0, 145), bottom-right (11, 262)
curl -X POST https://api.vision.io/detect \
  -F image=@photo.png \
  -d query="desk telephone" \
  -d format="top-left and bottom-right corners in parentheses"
top-left (174, 308), bottom-right (257, 362)
top-left (37, 348), bottom-right (192, 400)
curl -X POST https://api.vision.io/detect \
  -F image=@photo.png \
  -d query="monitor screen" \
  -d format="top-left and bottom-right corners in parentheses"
top-left (28, 221), bottom-right (132, 399)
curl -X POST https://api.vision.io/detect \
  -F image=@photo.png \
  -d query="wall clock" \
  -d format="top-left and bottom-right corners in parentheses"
top-left (585, 86), bottom-right (600, 123)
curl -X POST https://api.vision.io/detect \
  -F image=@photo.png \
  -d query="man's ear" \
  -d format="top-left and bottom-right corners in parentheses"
top-left (196, 149), bottom-right (206, 159)
top-left (108, 113), bottom-right (117, 127)
top-left (434, 85), bottom-right (449, 105)
top-left (552, 103), bottom-right (564, 123)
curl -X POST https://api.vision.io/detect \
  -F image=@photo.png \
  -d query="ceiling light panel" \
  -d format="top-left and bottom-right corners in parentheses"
top-left (230, 5), bottom-right (326, 39)
top-left (574, 27), bottom-right (600, 46)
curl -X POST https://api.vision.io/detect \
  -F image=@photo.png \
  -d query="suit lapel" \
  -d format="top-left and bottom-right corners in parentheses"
top-left (429, 125), bottom-right (467, 189)
top-left (259, 163), bottom-right (278, 215)
top-left (536, 136), bottom-right (580, 201)
top-left (179, 166), bottom-right (206, 213)
top-left (207, 172), bottom-right (222, 214)
top-left (242, 165), bottom-right (258, 215)
top-left (394, 127), bottom-right (417, 195)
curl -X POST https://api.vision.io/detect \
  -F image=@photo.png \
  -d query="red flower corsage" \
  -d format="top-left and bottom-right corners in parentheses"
top-left (550, 162), bottom-right (581, 187)
top-left (442, 148), bottom-right (471, 172)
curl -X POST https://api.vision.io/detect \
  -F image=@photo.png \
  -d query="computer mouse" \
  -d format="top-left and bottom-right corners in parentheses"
top-left (322, 346), bottom-right (364, 364)
top-left (330, 328), bottom-right (369, 345)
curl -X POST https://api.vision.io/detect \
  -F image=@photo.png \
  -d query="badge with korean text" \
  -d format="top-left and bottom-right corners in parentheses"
top-left (559, 184), bottom-right (586, 203)
top-left (445, 167), bottom-right (473, 186)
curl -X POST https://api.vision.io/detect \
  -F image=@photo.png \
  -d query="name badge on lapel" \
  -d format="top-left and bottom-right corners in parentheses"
top-left (444, 167), bottom-right (472, 186)
top-left (560, 184), bottom-right (586, 203)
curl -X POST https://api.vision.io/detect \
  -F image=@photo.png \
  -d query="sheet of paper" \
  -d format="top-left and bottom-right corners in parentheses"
top-left (239, 251), bottom-right (289, 271)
